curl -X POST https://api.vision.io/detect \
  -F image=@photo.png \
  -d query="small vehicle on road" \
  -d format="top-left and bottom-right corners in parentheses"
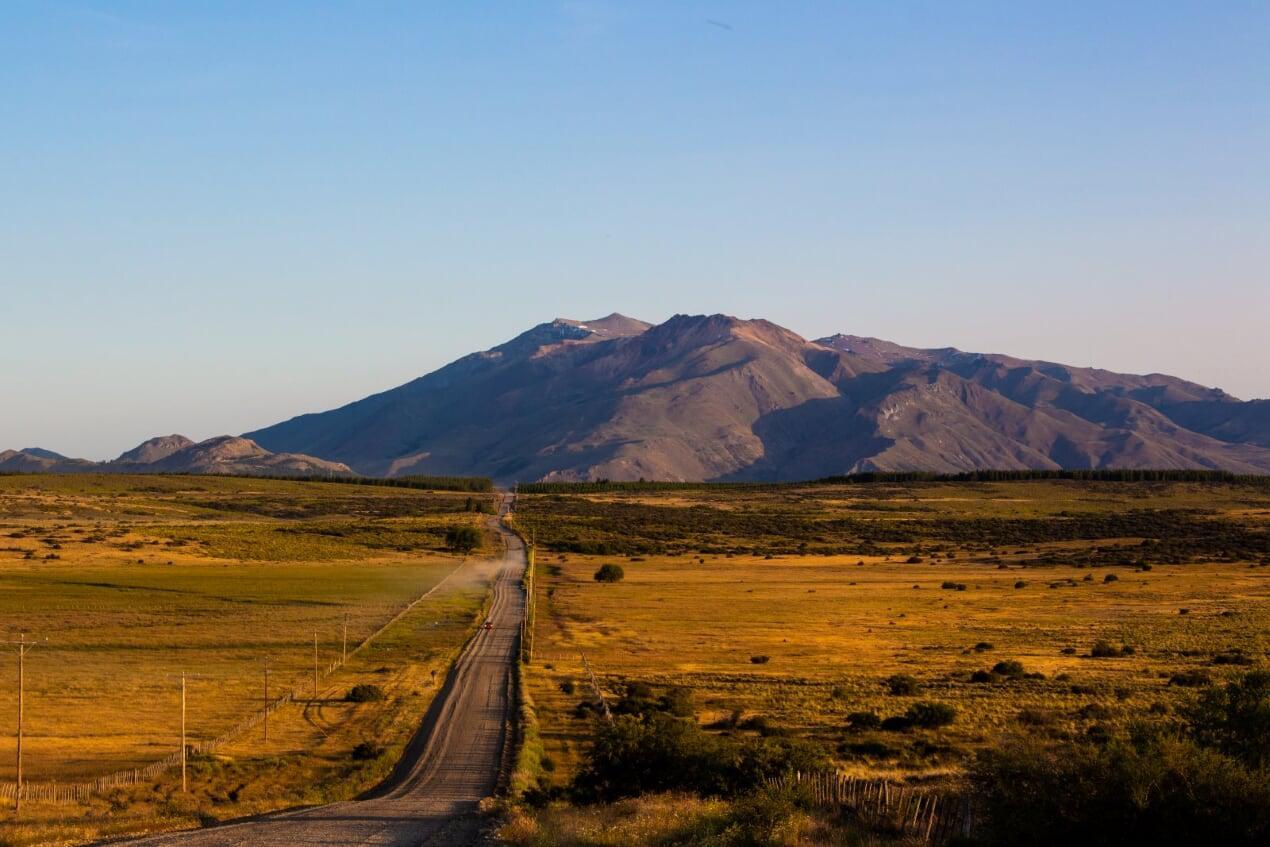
top-left (483, 620), bottom-right (494, 631)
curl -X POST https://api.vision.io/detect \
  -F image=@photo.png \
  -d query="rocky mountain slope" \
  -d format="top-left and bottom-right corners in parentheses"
top-left (0, 436), bottom-right (352, 477)
top-left (246, 313), bottom-right (1270, 481)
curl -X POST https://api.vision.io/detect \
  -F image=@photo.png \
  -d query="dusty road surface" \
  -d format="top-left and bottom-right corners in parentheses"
top-left (112, 512), bottom-right (526, 847)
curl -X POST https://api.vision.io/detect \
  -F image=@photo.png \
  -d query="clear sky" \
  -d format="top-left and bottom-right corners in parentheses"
top-left (3, 2), bottom-right (1268, 459)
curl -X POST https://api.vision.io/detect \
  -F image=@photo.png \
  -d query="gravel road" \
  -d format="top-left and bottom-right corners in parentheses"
top-left (111, 513), bottom-right (526, 847)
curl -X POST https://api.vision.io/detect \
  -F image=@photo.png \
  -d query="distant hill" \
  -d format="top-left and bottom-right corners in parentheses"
top-left (0, 436), bottom-right (352, 477)
top-left (245, 313), bottom-right (1270, 481)
top-left (115, 434), bottom-right (194, 465)
top-left (19, 447), bottom-right (69, 461)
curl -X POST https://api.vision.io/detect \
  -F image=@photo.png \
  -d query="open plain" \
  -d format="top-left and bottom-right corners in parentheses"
top-left (502, 478), bottom-right (1270, 844)
top-left (0, 475), bottom-right (498, 846)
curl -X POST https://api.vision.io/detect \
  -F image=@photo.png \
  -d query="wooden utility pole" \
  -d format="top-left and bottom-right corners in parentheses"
top-left (262, 656), bottom-right (270, 746)
top-left (169, 672), bottom-right (208, 793)
top-left (342, 614), bottom-right (348, 665)
top-left (313, 631), bottom-right (319, 701)
top-left (6, 634), bottom-right (43, 815)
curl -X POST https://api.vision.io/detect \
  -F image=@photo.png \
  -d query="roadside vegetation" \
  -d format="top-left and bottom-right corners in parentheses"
top-left (0, 474), bottom-right (497, 846)
top-left (502, 479), bottom-right (1270, 845)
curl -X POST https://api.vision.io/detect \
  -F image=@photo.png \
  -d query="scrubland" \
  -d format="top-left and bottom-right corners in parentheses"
top-left (0, 474), bottom-right (495, 846)
top-left (503, 480), bottom-right (1270, 846)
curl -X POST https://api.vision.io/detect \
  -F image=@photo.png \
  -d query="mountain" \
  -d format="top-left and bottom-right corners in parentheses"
top-left (0, 436), bottom-right (352, 477)
top-left (146, 436), bottom-right (353, 476)
top-left (20, 447), bottom-right (69, 461)
top-left (115, 435), bottom-right (196, 465)
top-left (246, 313), bottom-right (1270, 481)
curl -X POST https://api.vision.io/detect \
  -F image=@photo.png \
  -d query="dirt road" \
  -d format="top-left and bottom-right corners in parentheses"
top-left (113, 514), bottom-right (526, 847)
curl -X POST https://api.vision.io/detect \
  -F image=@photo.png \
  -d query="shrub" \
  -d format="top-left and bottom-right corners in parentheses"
top-left (971, 733), bottom-right (1270, 846)
top-left (444, 524), bottom-right (481, 553)
top-left (613, 681), bottom-right (659, 716)
top-left (1187, 671), bottom-right (1270, 769)
top-left (970, 670), bottom-right (998, 684)
top-left (842, 739), bottom-right (899, 758)
top-left (1091, 640), bottom-right (1126, 658)
top-left (350, 741), bottom-right (383, 760)
top-left (1104, 573), bottom-right (1120, 583)
top-left (572, 712), bottom-right (827, 801)
top-left (750, 655), bottom-right (771, 665)
top-left (885, 674), bottom-right (919, 696)
top-left (726, 785), bottom-right (812, 845)
top-left (660, 686), bottom-right (695, 718)
top-left (1169, 670), bottom-right (1212, 688)
top-left (593, 563), bottom-right (625, 583)
top-left (992, 660), bottom-right (1026, 678)
top-left (1014, 580), bottom-right (1027, 588)
top-left (345, 683), bottom-right (385, 703)
top-left (846, 711), bottom-right (882, 731)
top-left (905, 701), bottom-right (957, 728)
top-left (880, 715), bottom-right (914, 732)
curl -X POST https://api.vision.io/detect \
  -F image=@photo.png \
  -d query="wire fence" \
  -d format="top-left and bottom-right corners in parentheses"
top-left (766, 771), bottom-right (974, 844)
top-left (0, 558), bottom-right (471, 805)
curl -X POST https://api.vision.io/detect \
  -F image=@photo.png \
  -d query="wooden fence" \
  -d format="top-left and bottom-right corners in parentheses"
top-left (767, 771), bottom-right (974, 844)
top-left (0, 558), bottom-right (471, 805)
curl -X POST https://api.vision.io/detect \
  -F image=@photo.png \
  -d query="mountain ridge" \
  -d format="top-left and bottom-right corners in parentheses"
top-left (0, 436), bottom-right (352, 477)
top-left (244, 313), bottom-right (1270, 481)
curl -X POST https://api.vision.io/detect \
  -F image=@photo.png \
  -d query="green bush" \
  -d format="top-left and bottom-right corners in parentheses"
top-left (724, 785), bottom-right (812, 846)
top-left (885, 674), bottom-right (919, 695)
top-left (991, 660), bottom-right (1026, 678)
top-left (572, 711), bottom-right (827, 802)
top-left (1169, 669), bottom-right (1212, 688)
top-left (593, 563), bottom-right (625, 583)
top-left (444, 524), bottom-right (482, 553)
top-left (350, 741), bottom-right (383, 761)
top-left (345, 683), bottom-right (385, 702)
top-left (905, 701), bottom-right (957, 728)
top-left (1187, 671), bottom-right (1270, 769)
top-left (1091, 640), bottom-right (1126, 658)
top-left (846, 711), bottom-right (882, 731)
top-left (971, 733), bottom-right (1270, 846)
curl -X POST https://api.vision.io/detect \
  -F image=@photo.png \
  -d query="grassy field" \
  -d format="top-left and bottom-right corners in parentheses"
top-left (0, 474), bottom-right (498, 846)
top-left (510, 480), bottom-right (1270, 798)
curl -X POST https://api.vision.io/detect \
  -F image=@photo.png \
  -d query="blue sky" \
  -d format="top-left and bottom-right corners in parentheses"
top-left (3, 1), bottom-right (1268, 459)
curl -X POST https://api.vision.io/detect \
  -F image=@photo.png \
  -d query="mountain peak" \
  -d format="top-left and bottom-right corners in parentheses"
top-left (19, 447), bottom-right (68, 461)
top-left (554, 313), bottom-right (651, 338)
top-left (116, 434), bottom-right (195, 464)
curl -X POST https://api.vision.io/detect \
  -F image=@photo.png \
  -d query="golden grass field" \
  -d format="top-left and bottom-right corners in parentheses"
top-left (0, 474), bottom-right (497, 846)
top-left (512, 481), bottom-right (1270, 792)
top-left (3, 475), bottom-right (1268, 846)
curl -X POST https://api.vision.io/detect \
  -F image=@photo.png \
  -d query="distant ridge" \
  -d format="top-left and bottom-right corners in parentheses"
top-left (0, 436), bottom-right (352, 477)
top-left (244, 313), bottom-right (1270, 481)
